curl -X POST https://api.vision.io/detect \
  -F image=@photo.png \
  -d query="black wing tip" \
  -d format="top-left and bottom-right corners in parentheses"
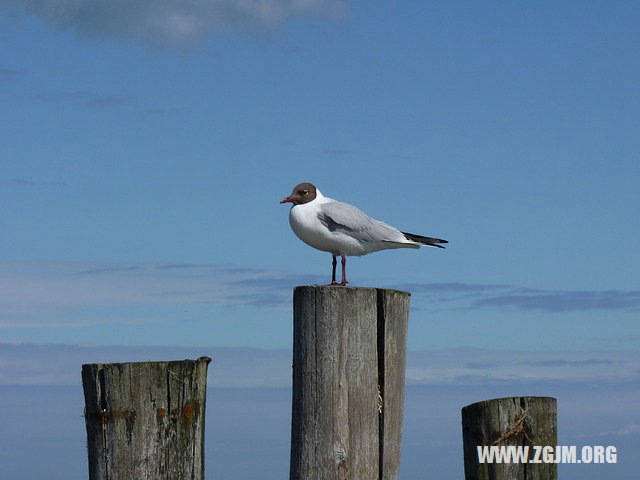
top-left (401, 231), bottom-right (448, 248)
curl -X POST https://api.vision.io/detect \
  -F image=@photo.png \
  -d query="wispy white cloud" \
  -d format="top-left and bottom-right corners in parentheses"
top-left (3, 178), bottom-right (67, 188)
top-left (0, 342), bottom-right (292, 387)
top-left (2, 262), bottom-right (639, 328)
top-left (0, 67), bottom-right (28, 81)
top-left (1, 342), bottom-right (638, 388)
top-left (472, 289), bottom-right (640, 312)
top-left (2, 0), bottom-right (347, 47)
top-left (8, 178), bottom-right (37, 187)
top-left (614, 423), bottom-right (640, 436)
top-left (399, 282), bottom-right (640, 313)
top-left (321, 147), bottom-right (352, 156)
top-left (404, 348), bottom-right (640, 385)
top-left (569, 423), bottom-right (640, 439)
top-left (32, 90), bottom-right (128, 108)
top-left (0, 262), bottom-right (322, 327)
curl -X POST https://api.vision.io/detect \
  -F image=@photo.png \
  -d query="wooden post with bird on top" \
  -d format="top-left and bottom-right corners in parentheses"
top-left (281, 181), bottom-right (445, 479)
top-left (289, 285), bottom-right (410, 480)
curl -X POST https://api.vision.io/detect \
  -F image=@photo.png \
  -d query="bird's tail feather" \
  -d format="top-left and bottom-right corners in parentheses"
top-left (401, 232), bottom-right (448, 249)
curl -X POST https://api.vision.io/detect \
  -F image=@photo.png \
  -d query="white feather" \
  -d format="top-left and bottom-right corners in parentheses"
top-left (288, 190), bottom-right (420, 256)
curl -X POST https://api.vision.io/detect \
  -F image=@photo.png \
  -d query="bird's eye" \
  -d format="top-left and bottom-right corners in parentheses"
top-left (302, 190), bottom-right (309, 195)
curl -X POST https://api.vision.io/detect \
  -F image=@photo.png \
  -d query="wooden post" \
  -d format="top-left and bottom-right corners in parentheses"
top-left (461, 396), bottom-right (557, 480)
top-left (290, 286), bottom-right (410, 480)
top-left (81, 357), bottom-right (211, 480)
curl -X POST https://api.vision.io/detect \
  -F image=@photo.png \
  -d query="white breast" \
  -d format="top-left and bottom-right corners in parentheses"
top-left (288, 199), bottom-right (366, 256)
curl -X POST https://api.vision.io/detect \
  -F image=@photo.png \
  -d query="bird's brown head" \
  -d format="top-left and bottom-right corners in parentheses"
top-left (280, 182), bottom-right (317, 205)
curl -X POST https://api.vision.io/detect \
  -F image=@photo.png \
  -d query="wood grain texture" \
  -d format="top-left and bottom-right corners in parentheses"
top-left (377, 288), bottom-right (409, 480)
top-left (82, 357), bottom-right (210, 480)
top-left (290, 286), bottom-right (410, 480)
top-left (462, 396), bottom-right (557, 480)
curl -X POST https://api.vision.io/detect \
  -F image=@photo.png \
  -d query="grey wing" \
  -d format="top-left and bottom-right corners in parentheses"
top-left (317, 201), bottom-right (408, 243)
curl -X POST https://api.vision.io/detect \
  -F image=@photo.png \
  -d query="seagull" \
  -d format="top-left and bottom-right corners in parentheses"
top-left (280, 182), bottom-right (447, 286)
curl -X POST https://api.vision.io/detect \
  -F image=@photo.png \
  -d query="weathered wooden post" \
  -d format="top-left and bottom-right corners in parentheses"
top-left (462, 396), bottom-right (557, 480)
top-left (290, 286), bottom-right (410, 480)
top-left (82, 357), bottom-right (211, 480)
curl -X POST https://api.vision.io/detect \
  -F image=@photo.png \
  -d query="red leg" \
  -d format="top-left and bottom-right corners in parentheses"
top-left (339, 254), bottom-right (348, 286)
top-left (329, 255), bottom-right (339, 286)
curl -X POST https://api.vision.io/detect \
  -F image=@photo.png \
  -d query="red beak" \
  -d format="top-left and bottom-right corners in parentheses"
top-left (280, 196), bottom-right (293, 204)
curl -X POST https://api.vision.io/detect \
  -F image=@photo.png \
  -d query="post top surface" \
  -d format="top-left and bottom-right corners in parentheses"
top-left (81, 356), bottom-right (212, 369)
top-left (462, 396), bottom-right (557, 413)
top-left (294, 285), bottom-right (410, 296)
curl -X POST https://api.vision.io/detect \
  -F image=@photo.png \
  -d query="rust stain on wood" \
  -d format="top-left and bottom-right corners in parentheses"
top-left (81, 359), bottom-right (210, 480)
top-left (87, 408), bottom-right (137, 425)
top-left (166, 402), bottom-right (199, 420)
top-left (182, 402), bottom-right (194, 420)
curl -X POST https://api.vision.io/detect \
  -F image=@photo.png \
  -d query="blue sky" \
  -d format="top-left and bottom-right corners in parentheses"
top-left (1, 1), bottom-right (639, 478)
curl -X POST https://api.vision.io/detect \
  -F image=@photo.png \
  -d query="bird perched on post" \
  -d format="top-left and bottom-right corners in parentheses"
top-left (280, 182), bottom-right (447, 286)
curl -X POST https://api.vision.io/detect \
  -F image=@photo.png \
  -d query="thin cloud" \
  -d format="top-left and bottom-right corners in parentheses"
top-left (4, 0), bottom-right (347, 48)
top-left (3, 178), bottom-right (67, 188)
top-left (1, 342), bottom-right (638, 388)
top-left (84, 94), bottom-right (128, 107)
top-left (33, 90), bottom-right (128, 108)
top-left (0, 342), bottom-right (292, 388)
top-left (397, 282), bottom-right (517, 302)
top-left (3, 262), bottom-right (639, 327)
top-left (142, 106), bottom-right (188, 116)
top-left (0, 67), bottom-right (28, 82)
top-left (228, 273), bottom-right (325, 290)
top-left (405, 348), bottom-right (640, 386)
top-left (465, 361), bottom-right (499, 369)
top-left (569, 423), bottom-right (640, 440)
top-left (614, 423), bottom-right (640, 436)
top-left (402, 282), bottom-right (640, 313)
top-left (321, 148), bottom-right (352, 156)
top-left (0, 262), bottom-right (314, 327)
top-left (517, 359), bottom-right (614, 367)
top-left (473, 289), bottom-right (640, 312)
top-left (9, 178), bottom-right (37, 187)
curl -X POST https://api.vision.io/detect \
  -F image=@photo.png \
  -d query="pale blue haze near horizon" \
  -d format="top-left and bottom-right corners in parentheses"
top-left (1, 1), bottom-right (639, 479)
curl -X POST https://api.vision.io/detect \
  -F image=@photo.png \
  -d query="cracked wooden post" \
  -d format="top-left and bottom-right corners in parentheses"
top-left (81, 357), bottom-right (211, 480)
top-left (290, 286), bottom-right (410, 480)
top-left (462, 396), bottom-right (557, 480)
